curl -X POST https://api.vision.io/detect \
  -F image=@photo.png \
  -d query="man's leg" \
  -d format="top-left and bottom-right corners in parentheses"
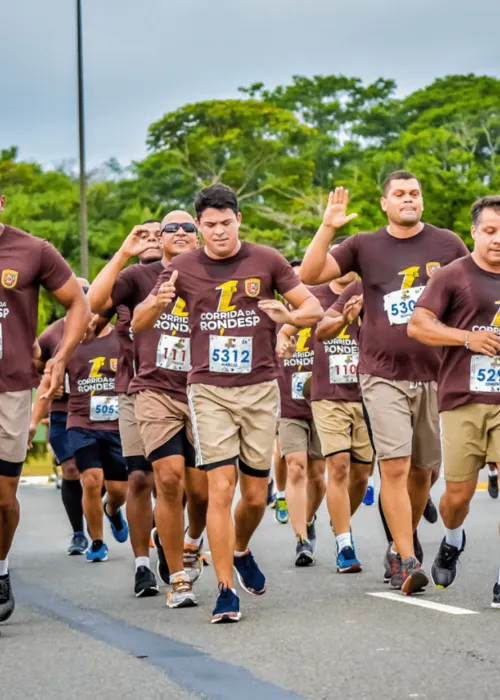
top-left (0, 475), bottom-right (20, 564)
top-left (379, 456), bottom-right (413, 558)
top-left (60, 458), bottom-right (87, 554)
top-left (81, 467), bottom-right (105, 542)
top-left (153, 455), bottom-right (185, 576)
top-left (348, 460), bottom-right (371, 515)
top-left (306, 458), bottom-right (326, 525)
top-left (408, 466), bottom-right (433, 531)
top-left (184, 466), bottom-right (208, 541)
top-left (126, 466), bottom-right (154, 559)
top-left (284, 451), bottom-right (308, 540)
top-left (206, 464), bottom-right (237, 588)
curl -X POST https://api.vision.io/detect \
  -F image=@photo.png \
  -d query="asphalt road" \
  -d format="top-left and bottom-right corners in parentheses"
top-left (2, 477), bottom-right (500, 700)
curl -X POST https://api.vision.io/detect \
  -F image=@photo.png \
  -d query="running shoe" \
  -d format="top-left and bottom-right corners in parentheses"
top-left (491, 582), bottom-right (500, 609)
top-left (337, 546), bottom-right (362, 573)
top-left (423, 496), bottom-right (438, 524)
top-left (274, 498), bottom-right (289, 524)
top-left (295, 537), bottom-right (315, 567)
top-left (68, 532), bottom-right (88, 556)
top-left (401, 557), bottom-right (429, 595)
top-left (0, 574), bottom-right (15, 622)
top-left (183, 541), bottom-right (204, 584)
top-left (86, 540), bottom-right (108, 563)
top-left (488, 474), bottom-right (499, 499)
top-left (431, 533), bottom-right (466, 589)
top-left (384, 544), bottom-right (402, 583)
top-left (134, 566), bottom-right (159, 598)
top-left (267, 478), bottom-right (277, 507)
top-left (167, 574), bottom-right (197, 608)
top-left (152, 528), bottom-right (170, 586)
top-left (103, 501), bottom-right (129, 544)
top-left (306, 515), bottom-right (317, 553)
top-left (363, 485), bottom-right (375, 506)
top-left (212, 584), bottom-right (241, 624)
top-left (413, 530), bottom-right (424, 565)
top-left (234, 550), bottom-right (267, 595)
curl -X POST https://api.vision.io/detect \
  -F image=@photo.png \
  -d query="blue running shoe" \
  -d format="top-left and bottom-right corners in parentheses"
top-left (274, 497), bottom-right (289, 524)
top-left (86, 540), bottom-right (108, 563)
top-left (234, 550), bottom-right (267, 596)
top-left (212, 584), bottom-right (241, 623)
top-left (363, 485), bottom-right (375, 506)
top-left (337, 546), bottom-right (362, 573)
top-left (104, 501), bottom-right (129, 544)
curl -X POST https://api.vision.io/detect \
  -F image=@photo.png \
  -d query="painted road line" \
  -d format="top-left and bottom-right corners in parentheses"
top-left (16, 578), bottom-right (303, 700)
top-left (367, 592), bottom-right (479, 615)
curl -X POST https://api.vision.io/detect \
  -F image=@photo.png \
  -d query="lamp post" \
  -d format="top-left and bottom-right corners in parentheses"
top-left (76, 0), bottom-right (88, 278)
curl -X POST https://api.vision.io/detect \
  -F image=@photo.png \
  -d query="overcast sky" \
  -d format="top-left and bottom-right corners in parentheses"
top-left (2, 0), bottom-right (499, 168)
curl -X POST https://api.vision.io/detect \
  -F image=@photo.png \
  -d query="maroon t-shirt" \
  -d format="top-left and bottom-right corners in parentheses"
top-left (330, 224), bottom-right (468, 381)
top-left (416, 255), bottom-right (500, 412)
top-left (152, 242), bottom-right (301, 387)
top-left (311, 282), bottom-right (362, 403)
top-left (278, 324), bottom-right (314, 420)
top-left (38, 317), bottom-right (69, 413)
top-left (66, 328), bottom-right (120, 431)
top-left (0, 225), bottom-right (73, 392)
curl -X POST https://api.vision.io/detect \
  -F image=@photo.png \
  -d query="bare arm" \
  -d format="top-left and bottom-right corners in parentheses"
top-left (282, 285), bottom-right (323, 327)
top-left (315, 309), bottom-right (348, 341)
top-left (28, 375), bottom-right (52, 448)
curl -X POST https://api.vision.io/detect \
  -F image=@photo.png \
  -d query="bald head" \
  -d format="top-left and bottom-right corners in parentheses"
top-left (161, 210), bottom-right (199, 260)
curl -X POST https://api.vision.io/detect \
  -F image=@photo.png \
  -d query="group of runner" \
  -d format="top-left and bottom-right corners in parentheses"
top-left (0, 173), bottom-right (499, 625)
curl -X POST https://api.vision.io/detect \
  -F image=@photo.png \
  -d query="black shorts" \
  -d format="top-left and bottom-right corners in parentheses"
top-left (148, 427), bottom-right (196, 468)
top-left (125, 455), bottom-right (153, 475)
top-left (0, 458), bottom-right (23, 478)
top-left (49, 411), bottom-right (75, 465)
top-left (68, 428), bottom-right (128, 482)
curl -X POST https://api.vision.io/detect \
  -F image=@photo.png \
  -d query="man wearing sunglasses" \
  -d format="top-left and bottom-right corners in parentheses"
top-left (88, 213), bottom-right (208, 608)
top-left (133, 184), bottom-right (323, 623)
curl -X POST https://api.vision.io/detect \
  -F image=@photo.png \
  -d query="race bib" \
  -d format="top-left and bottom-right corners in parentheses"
top-left (292, 371), bottom-right (312, 400)
top-left (383, 286), bottom-right (425, 325)
top-left (209, 336), bottom-right (252, 374)
top-left (156, 334), bottom-right (191, 372)
top-left (470, 355), bottom-right (500, 393)
top-left (329, 353), bottom-right (358, 384)
top-left (90, 396), bottom-right (119, 421)
top-left (64, 373), bottom-right (70, 394)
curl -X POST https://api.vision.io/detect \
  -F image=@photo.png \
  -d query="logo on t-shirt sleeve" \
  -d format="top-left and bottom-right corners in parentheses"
top-left (426, 262), bottom-right (441, 278)
top-left (245, 278), bottom-right (260, 297)
top-left (1, 269), bottom-right (18, 289)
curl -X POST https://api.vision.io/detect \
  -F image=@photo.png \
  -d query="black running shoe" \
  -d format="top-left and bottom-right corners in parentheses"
top-left (0, 574), bottom-right (15, 622)
top-left (431, 533), bottom-right (466, 589)
top-left (306, 516), bottom-right (317, 553)
top-left (135, 566), bottom-right (160, 598)
top-left (491, 582), bottom-right (500, 609)
top-left (152, 528), bottom-right (170, 586)
top-left (413, 530), bottom-right (424, 565)
top-left (295, 537), bottom-right (315, 567)
top-left (488, 474), bottom-right (499, 499)
top-left (423, 496), bottom-right (438, 524)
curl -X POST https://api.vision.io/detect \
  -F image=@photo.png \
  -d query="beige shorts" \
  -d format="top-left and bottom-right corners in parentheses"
top-left (441, 403), bottom-right (500, 482)
top-left (187, 380), bottom-right (280, 474)
top-left (312, 400), bottom-right (373, 464)
top-left (360, 374), bottom-right (440, 470)
top-left (118, 394), bottom-right (145, 458)
top-left (0, 390), bottom-right (32, 468)
top-left (278, 418), bottom-right (323, 460)
top-left (135, 389), bottom-right (192, 460)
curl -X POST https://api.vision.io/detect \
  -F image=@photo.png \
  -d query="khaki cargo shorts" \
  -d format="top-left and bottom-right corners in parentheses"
top-left (135, 389), bottom-right (192, 460)
top-left (441, 403), bottom-right (500, 483)
top-left (0, 390), bottom-right (32, 468)
top-left (187, 380), bottom-right (280, 475)
top-left (359, 374), bottom-right (440, 470)
top-left (118, 394), bottom-right (145, 458)
top-left (312, 399), bottom-right (373, 464)
top-left (278, 418), bottom-right (323, 460)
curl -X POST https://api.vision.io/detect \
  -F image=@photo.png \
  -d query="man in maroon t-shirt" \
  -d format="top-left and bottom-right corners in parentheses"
top-left (133, 184), bottom-right (323, 624)
top-left (300, 171), bottom-right (468, 594)
top-left (409, 195), bottom-right (500, 605)
top-left (0, 191), bottom-right (90, 623)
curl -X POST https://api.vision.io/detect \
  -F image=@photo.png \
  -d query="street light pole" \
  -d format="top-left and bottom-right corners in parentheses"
top-left (76, 0), bottom-right (89, 278)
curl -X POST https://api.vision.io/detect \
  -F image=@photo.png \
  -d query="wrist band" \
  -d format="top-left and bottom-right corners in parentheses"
top-left (464, 331), bottom-right (470, 350)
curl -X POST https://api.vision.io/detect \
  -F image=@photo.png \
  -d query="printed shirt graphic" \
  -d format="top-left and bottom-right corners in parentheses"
top-left (38, 317), bottom-right (68, 413)
top-left (310, 281), bottom-right (362, 403)
top-left (0, 225), bottom-right (73, 392)
top-left (65, 328), bottom-right (120, 430)
top-left (278, 324), bottom-right (314, 420)
top-left (416, 255), bottom-right (500, 411)
top-left (330, 224), bottom-right (468, 381)
top-left (152, 242), bottom-right (301, 388)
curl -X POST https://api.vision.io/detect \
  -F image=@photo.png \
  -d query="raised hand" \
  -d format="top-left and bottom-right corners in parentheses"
top-left (155, 270), bottom-right (178, 310)
top-left (119, 224), bottom-right (161, 259)
top-left (323, 187), bottom-right (358, 230)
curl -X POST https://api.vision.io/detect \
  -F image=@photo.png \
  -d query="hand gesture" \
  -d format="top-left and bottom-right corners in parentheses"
top-left (41, 357), bottom-right (65, 401)
top-left (120, 224), bottom-right (161, 259)
top-left (323, 187), bottom-right (358, 230)
top-left (468, 330), bottom-right (500, 357)
top-left (343, 294), bottom-right (363, 324)
top-left (276, 334), bottom-right (297, 359)
top-left (258, 299), bottom-right (292, 325)
top-left (155, 270), bottom-right (178, 310)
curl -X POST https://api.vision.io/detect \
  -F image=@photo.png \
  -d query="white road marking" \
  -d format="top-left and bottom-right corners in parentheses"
top-left (367, 591), bottom-right (479, 615)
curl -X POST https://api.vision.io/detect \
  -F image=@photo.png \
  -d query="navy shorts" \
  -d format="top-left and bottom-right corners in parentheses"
top-left (68, 428), bottom-right (128, 482)
top-left (49, 412), bottom-right (75, 465)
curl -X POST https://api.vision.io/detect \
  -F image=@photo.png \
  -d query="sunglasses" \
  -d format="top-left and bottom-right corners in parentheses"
top-left (161, 223), bottom-right (197, 234)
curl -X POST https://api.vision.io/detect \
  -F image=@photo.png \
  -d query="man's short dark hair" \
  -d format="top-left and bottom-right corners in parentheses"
top-left (471, 195), bottom-right (500, 227)
top-left (195, 184), bottom-right (238, 219)
top-left (141, 219), bottom-right (160, 225)
top-left (382, 170), bottom-right (421, 196)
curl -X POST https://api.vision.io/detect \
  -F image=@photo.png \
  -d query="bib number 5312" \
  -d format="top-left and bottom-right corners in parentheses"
top-left (209, 336), bottom-right (252, 374)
